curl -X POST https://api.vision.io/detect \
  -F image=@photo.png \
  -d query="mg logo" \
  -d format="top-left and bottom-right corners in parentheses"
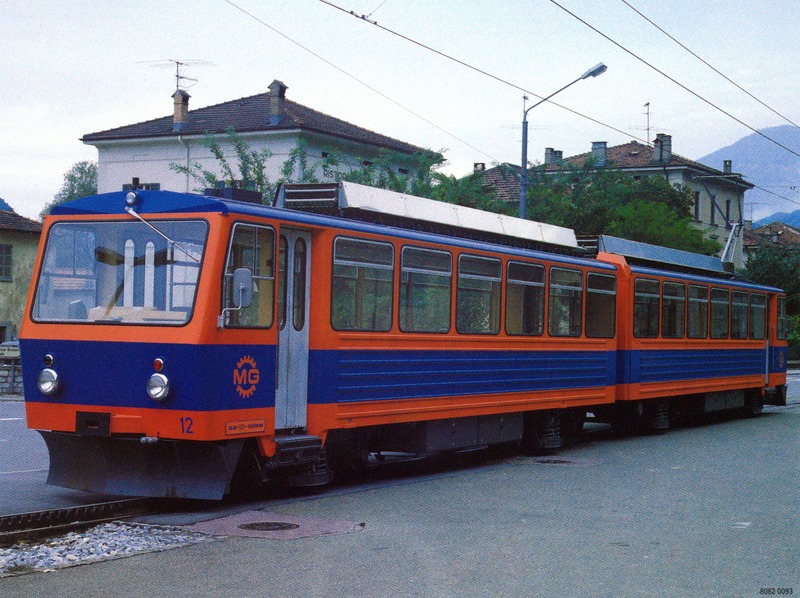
top-left (234, 355), bottom-right (260, 398)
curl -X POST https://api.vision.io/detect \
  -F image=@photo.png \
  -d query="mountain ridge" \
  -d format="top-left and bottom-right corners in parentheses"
top-left (696, 125), bottom-right (800, 225)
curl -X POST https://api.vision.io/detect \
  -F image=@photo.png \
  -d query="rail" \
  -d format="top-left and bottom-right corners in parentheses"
top-left (0, 498), bottom-right (165, 547)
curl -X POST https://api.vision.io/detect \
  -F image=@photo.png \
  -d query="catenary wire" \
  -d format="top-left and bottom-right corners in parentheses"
top-left (619, 0), bottom-right (800, 131)
top-left (221, 0), bottom-right (499, 162)
top-left (546, 0), bottom-right (800, 159)
top-left (317, 0), bottom-right (650, 145)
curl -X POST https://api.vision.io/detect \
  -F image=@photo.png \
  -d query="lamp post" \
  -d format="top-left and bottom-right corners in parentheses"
top-left (519, 63), bottom-right (607, 219)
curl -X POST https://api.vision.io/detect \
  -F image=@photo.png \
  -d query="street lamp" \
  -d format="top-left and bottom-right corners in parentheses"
top-left (519, 62), bottom-right (607, 219)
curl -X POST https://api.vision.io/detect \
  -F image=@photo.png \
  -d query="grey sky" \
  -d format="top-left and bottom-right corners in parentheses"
top-left (3, 0), bottom-right (799, 219)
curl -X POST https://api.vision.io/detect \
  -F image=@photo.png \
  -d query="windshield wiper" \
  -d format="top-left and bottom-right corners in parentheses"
top-left (124, 206), bottom-right (200, 263)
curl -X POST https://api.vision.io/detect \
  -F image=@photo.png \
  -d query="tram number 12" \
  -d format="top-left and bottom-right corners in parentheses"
top-left (180, 417), bottom-right (194, 434)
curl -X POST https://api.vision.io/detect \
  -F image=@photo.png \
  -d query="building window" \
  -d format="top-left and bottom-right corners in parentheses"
top-left (710, 199), bottom-right (716, 225)
top-left (122, 182), bottom-right (160, 191)
top-left (0, 244), bottom-right (11, 281)
top-left (725, 199), bottom-right (732, 223)
top-left (693, 191), bottom-right (700, 221)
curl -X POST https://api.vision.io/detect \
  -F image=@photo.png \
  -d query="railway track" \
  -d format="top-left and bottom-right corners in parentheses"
top-left (0, 498), bottom-right (166, 547)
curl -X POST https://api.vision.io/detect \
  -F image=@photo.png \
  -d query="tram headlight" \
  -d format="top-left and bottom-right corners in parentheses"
top-left (146, 373), bottom-right (171, 403)
top-left (37, 368), bottom-right (61, 396)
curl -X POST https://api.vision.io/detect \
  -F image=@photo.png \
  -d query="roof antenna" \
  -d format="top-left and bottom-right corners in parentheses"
top-left (138, 59), bottom-right (214, 90)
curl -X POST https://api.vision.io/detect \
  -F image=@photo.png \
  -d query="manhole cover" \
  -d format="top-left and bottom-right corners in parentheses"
top-left (238, 521), bottom-right (300, 532)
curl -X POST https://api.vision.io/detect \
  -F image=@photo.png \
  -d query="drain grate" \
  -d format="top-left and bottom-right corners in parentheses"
top-left (184, 511), bottom-right (364, 539)
top-left (529, 457), bottom-right (604, 468)
top-left (238, 521), bottom-right (300, 532)
top-left (536, 458), bottom-right (576, 465)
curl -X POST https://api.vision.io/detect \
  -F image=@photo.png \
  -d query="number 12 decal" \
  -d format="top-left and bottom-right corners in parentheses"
top-left (180, 417), bottom-right (194, 434)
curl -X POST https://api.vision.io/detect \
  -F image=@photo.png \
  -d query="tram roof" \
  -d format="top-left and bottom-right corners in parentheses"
top-left (599, 235), bottom-right (729, 275)
top-left (275, 182), bottom-right (578, 249)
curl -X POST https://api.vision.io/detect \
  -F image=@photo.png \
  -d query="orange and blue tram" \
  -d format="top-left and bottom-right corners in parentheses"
top-left (19, 182), bottom-right (788, 499)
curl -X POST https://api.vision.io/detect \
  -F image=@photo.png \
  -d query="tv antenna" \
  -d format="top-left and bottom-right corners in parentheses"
top-left (629, 101), bottom-right (667, 144)
top-left (139, 59), bottom-right (214, 90)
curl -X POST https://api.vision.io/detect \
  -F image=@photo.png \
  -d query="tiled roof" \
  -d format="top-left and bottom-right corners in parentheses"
top-left (475, 163), bottom-right (521, 203)
top-left (0, 209), bottom-right (42, 234)
top-left (550, 140), bottom-right (753, 188)
top-left (748, 222), bottom-right (800, 249)
top-left (82, 83), bottom-right (427, 155)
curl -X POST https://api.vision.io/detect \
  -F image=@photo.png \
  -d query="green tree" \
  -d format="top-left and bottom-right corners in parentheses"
top-left (743, 243), bottom-right (800, 358)
top-left (525, 162), bottom-right (720, 254)
top-left (40, 160), bottom-right (98, 218)
top-left (743, 244), bottom-right (800, 314)
top-left (169, 130), bottom-right (448, 203)
top-left (170, 128), bottom-right (274, 198)
top-left (430, 171), bottom-right (512, 214)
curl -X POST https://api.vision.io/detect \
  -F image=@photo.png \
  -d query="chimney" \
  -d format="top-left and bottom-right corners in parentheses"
top-left (652, 133), bottom-right (672, 164)
top-left (723, 159), bottom-right (732, 174)
top-left (269, 80), bottom-right (288, 125)
top-left (172, 89), bottom-right (190, 132)
top-left (545, 148), bottom-right (563, 165)
top-left (473, 162), bottom-right (486, 173)
top-left (591, 141), bottom-right (607, 166)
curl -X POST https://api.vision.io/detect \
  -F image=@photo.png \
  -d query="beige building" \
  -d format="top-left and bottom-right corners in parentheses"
top-left (0, 199), bottom-right (42, 341)
top-left (478, 134), bottom-right (752, 269)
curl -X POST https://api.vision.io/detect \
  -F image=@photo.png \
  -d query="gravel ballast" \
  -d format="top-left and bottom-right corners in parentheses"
top-left (0, 522), bottom-right (213, 577)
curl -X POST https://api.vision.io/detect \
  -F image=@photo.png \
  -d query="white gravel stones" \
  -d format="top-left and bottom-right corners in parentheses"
top-left (0, 522), bottom-right (212, 577)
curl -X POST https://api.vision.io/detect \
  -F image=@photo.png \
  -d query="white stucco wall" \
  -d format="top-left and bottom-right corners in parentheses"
top-left (93, 131), bottom-right (416, 196)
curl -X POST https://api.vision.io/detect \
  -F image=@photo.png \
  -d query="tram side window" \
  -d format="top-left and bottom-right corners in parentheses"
top-left (399, 247), bottom-right (452, 333)
top-left (586, 273), bottom-right (616, 338)
top-left (687, 285), bottom-right (709, 339)
top-left (549, 268), bottom-right (582, 337)
top-left (710, 288), bottom-right (730, 339)
top-left (457, 255), bottom-right (501, 334)
top-left (750, 293), bottom-right (767, 340)
top-left (633, 278), bottom-right (660, 338)
top-left (731, 291), bottom-right (749, 339)
top-left (506, 261), bottom-right (544, 336)
top-left (778, 296), bottom-right (790, 340)
top-left (662, 282), bottom-right (686, 338)
top-left (223, 223), bottom-right (275, 328)
top-left (331, 237), bottom-right (394, 332)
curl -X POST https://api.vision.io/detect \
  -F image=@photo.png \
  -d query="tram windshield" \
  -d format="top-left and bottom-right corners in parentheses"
top-left (32, 220), bottom-right (208, 325)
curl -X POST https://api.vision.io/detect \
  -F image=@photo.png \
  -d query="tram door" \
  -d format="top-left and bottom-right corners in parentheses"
top-left (276, 230), bottom-right (312, 430)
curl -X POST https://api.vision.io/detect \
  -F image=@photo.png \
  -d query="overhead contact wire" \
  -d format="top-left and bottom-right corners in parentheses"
top-left (317, 0), bottom-right (649, 145)
top-left (546, 0), bottom-right (800, 159)
top-left (222, 0), bottom-right (498, 161)
top-left (620, 0), bottom-right (800, 131)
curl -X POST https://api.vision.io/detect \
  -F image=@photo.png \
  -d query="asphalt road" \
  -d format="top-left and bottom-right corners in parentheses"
top-left (2, 390), bottom-right (798, 597)
top-left (0, 398), bottom-right (123, 514)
